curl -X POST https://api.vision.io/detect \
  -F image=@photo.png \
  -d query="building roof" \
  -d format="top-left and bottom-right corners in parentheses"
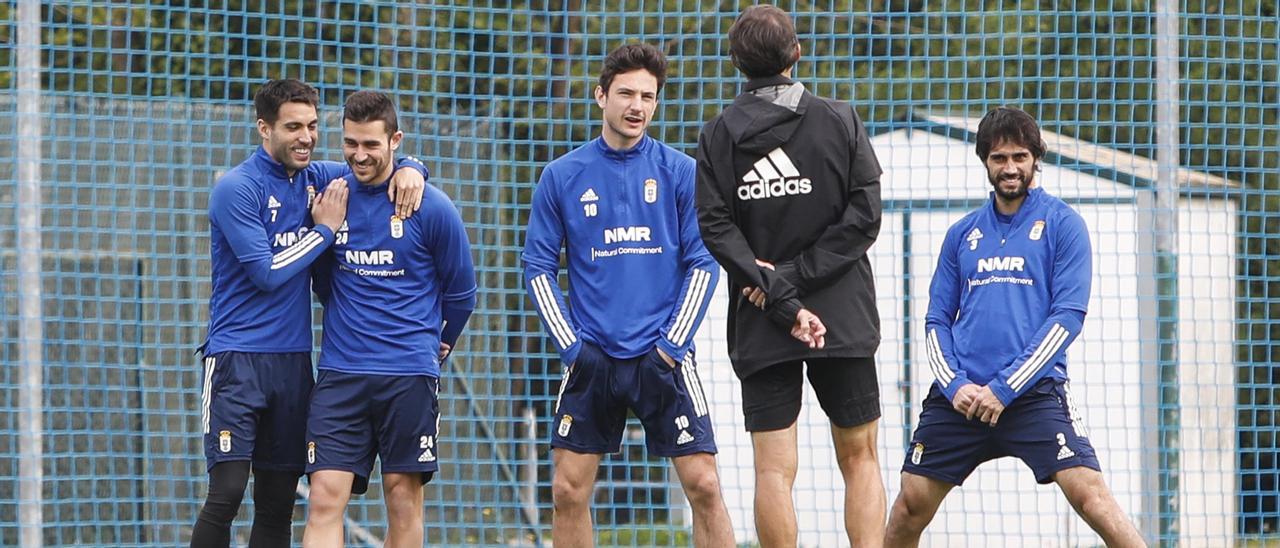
top-left (866, 111), bottom-right (1238, 208)
top-left (907, 111), bottom-right (1239, 191)
top-left (869, 123), bottom-right (1136, 205)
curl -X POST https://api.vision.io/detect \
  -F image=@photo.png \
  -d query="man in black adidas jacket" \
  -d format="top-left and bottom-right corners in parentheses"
top-left (695, 5), bottom-right (885, 547)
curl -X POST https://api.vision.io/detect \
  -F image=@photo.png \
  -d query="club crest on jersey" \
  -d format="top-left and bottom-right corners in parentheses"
top-left (306, 185), bottom-right (317, 209)
top-left (966, 227), bottom-right (984, 250)
top-left (219, 430), bottom-right (232, 453)
top-left (390, 215), bottom-right (404, 239)
top-left (558, 414), bottom-right (573, 437)
top-left (643, 178), bottom-right (658, 203)
top-left (911, 442), bottom-right (924, 465)
top-left (307, 441), bottom-right (316, 464)
top-left (1029, 220), bottom-right (1045, 241)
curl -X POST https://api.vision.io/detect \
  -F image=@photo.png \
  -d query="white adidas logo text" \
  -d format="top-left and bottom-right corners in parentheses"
top-left (737, 147), bottom-right (813, 201)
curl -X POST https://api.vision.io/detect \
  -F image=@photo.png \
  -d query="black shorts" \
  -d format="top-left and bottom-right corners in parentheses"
top-left (740, 357), bottom-right (880, 432)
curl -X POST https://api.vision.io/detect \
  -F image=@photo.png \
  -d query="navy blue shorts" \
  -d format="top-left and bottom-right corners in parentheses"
top-left (306, 370), bottom-right (440, 494)
top-left (200, 351), bottom-right (314, 473)
top-left (902, 377), bottom-right (1099, 485)
top-left (553, 342), bottom-right (716, 457)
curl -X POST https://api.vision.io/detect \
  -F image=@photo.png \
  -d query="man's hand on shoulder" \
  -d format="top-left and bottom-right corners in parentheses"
top-left (389, 160), bottom-right (425, 219)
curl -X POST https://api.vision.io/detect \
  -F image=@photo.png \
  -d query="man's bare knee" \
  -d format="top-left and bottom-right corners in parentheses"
top-left (753, 453), bottom-right (798, 487)
top-left (886, 474), bottom-right (950, 536)
top-left (683, 470), bottom-right (725, 509)
top-left (1057, 468), bottom-right (1112, 514)
top-left (383, 478), bottom-right (424, 524)
top-left (552, 472), bottom-right (593, 512)
top-left (1065, 481), bottom-right (1118, 522)
top-left (307, 475), bottom-right (352, 518)
top-left (833, 421), bottom-right (880, 465)
top-left (896, 492), bottom-right (932, 522)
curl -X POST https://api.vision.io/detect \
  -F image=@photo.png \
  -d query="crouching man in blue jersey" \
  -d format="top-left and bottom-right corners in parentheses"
top-left (301, 90), bottom-right (477, 548)
top-left (883, 107), bottom-right (1145, 547)
top-left (522, 44), bottom-right (735, 547)
top-left (194, 78), bottom-right (425, 548)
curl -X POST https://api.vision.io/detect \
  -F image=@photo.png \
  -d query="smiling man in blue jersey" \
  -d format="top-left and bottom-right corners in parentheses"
top-left (194, 78), bottom-right (426, 548)
top-left (302, 90), bottom-right (477, 548)
top-left (522, 44), bottom-right (735, 547)
top-left (883, 107), bottom-right (1145, 547)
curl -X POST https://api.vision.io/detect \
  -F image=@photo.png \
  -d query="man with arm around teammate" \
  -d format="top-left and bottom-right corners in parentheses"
top-left (193, 78), bottom-right (425, 547)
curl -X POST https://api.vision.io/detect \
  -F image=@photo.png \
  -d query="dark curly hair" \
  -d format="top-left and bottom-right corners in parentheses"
top-left (975, 106), bottom-right (1046, 161)
top-left (598, 43), bottom-right (667, 93)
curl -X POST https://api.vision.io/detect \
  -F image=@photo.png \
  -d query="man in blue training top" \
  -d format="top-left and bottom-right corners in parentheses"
top-left (194, 78), bottom-right (426, 548)
top-left (302, 90), bottom-right (477, 548)
top-left (522, 43), bottom-right (735, 547)
top-left (883, 107), bottom-right (1145, 547)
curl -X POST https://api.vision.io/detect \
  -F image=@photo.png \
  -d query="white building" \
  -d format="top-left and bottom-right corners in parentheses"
top-left (693, 113), bottom-right (1239, 547)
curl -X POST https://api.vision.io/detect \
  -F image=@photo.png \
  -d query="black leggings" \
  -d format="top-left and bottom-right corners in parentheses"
top-left (190, 462), bottom-right (301, 548)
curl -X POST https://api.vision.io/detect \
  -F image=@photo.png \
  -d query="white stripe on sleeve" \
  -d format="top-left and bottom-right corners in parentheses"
top-left (926, 329), bottom-right (956, 385)
top-left (667, 269), bottom-right (711, 346)
top-left (531, 274), bottom-right (577, 350)
top-left (1008, 324), bottom-right (1068, 392)
top-left (271, 231), bottom-right (325, 270)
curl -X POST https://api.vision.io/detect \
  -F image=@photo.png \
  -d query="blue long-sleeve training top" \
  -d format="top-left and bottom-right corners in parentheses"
top-left (315, 177), bottom-right (477, 378)
top-left (203, 147), bottom-right (426, 355)
top-left (924, 187), bottom-right (1092, 406)
top-left (204, 147), bottom-right (350, 355)
top-left (522, 135), bottom-right (720, 366)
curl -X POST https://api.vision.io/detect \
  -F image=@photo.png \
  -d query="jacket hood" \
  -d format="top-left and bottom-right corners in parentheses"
top-left (722, 75), bottom-right (808, 154)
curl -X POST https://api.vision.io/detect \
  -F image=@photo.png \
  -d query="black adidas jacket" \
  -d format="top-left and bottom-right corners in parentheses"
top-left (695, 75), bottom-right (883, 378)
